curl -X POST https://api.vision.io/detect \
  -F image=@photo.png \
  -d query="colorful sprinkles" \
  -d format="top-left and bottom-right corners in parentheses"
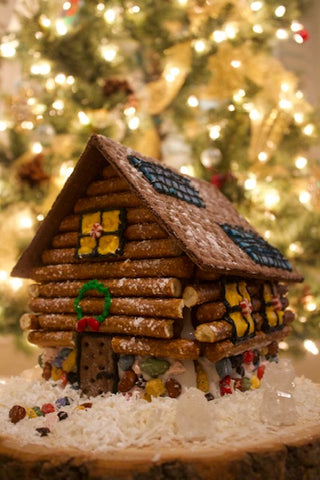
top-left (128, 155), bottom-right (205, 208)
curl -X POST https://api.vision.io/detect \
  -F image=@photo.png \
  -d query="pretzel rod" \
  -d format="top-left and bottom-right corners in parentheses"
top-left (86, 177), bottom-right (130, 196)
top-left (59, 208), bottom-right (157, 232)
top-left (29, 277), bottom-right (182, 299)
top-left (20, 313), bottom-right (39, 330)
top-left (112, 336), bottom-right (200, 360)
top-left (28, 330), bottom-right (75, 348)
top-left (42, 239), bottom-right (183, 265)
top-left (203, 325), bottom-right (291, 363)
top-left (32, 314), bottom-right (176, 339)
top-left (195, 297), bottom-right (262, 325)
top-left (124, 223), bottom-right (167, 241)
top-left (183, 282), bottom-right (222, 307)
top-left (32, 257), bottom-right (194, 282)
top-left (102, 164), bottom-right (118, 178)
top-left (29, 297), bottom-right (184, 319)
top-left (195, 269), bottom-right (221, 281)
top-left (194, 309), bottom-right (293, 344)
top-left (74, 192), bottom-right (142, 213)
top-left (52, 223), bottom-right (168, 248)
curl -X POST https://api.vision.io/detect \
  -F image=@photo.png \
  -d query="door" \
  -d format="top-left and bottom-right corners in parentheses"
top-left (78, 333), bottom-right (118, 397)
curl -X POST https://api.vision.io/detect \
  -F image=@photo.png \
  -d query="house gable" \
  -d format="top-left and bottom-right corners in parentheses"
top-left (12, 134), bottom-right (303, 283)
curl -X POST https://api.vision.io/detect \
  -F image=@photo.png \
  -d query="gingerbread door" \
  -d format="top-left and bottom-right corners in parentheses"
top-left (78, 333), bottom-right (118, 397)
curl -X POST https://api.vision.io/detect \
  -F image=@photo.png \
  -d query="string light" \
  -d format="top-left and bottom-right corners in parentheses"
top-left (193, 40), bottom-right (207, 53)
top-left (212, 30), bottom-right (227, 43)
top-left (63, 1), bottom-right (71, 10)
top-left (18, 214), bottom-right (33, 229)
top-left (279, 99), bottom-right (292, 110)
top-left (249, 109), bottom-right (262, 121)
top-left (128, 116), bottom-right (140, 130)
top-left (253, 24), bottom-right (263, 34)
top-left (275, 5), bottom-right (286, 17)
top-left (295, 156), bottom-right (308, 169)
top-left (104, 9), bottom-right (117, 24)
top-left (180, 165), bottom-right (195, 176)
top-left (230, 60), bottom-right (241, 68)
top-left (304, 339), bottom-right (319, 355)
top-left (251, 1), bottom-right (263, 12)
top-left (279, 341), bottom-right (289, 350)
top-left (233, 89), bottom-right (246, 103)
top-left (39, 15), bottom-right (51, 28)
top-left (258, 151), bottom-right (268, 162)
top-left (55, 19), bottom-right (68, 36)
top-left (0, 121), bottom-right (7, 131)
top-left (244, 175), bottom-right (256, 190)
top-left (0, 38), bottom-right (18, 58)
top-left (60, 162), bottom-right (74, 181)
top-left (9, 278), bottom-right (23, 291)
top-left (124, 106), bottom-right (136, 116)
top-left (294, 112), bottom-right (304, 124)
top-left (303, 124), bottom-right (315, 136)
top-left (128, 5), bottom-right (140, 14)
top-left (78, 111), bottom-right (90, 125)
top-left (30, 61), bottom-right (51, 75)
top-left (101, 45), bottom-right (118, 62)
top-left (37, 214), bottom-right (44, 221)
top-left (165, 66), bottom-right (180, 83)
top-left (264, 190), bottom-right (280, 209)
top-left (209, 124), bottom-right (221, 140)
top-left (276, 29), bottom-right (289, 40)
top-left (264, 230), bottom-right (271, 239)
top-left (225, 23), bottom-right (238, 39)
top-left (21, 121), bottom-right (34, 130)
top-left (289, 242), bottom-right (303, 255)
top-left (31, 142), bottom-right (43, 154)
top-left (52, 99), bottom-right (64, 111)
top-left (228, 104), bottom-right (235, 111)
top-left (187, 95), bottom-right (199, 107)
top-left (0, 270), bottom-right (7, 282)
top-left (299, 190), bottom-right (311, 204)
top-left (291, 21), bottom-right (303, 32)
top-left (97, 3), bottom-right (105, 12)
top-left (55, 73), bottom-right (67, 85)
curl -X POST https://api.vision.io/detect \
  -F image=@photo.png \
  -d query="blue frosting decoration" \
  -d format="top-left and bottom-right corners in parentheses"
top-left (220, 224), bottom-right (292, 271)
top-left (127, 155), bottom-right (205, 208)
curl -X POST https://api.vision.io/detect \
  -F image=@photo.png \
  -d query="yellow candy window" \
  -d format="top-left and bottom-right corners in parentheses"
top-left (76, 209), bottom-right (126, 258)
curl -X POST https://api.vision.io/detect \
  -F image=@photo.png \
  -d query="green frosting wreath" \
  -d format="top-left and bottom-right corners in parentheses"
top-left (74, 279), bottom-right (112, 324)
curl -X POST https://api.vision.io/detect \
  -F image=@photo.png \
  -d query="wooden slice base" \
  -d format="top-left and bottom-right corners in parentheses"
top-left (1, 422), bottom-right (320, 480)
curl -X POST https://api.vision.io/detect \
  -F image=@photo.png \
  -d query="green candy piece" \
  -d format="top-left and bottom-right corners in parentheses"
top-left (242, 377), bottom-right (252, 391)
top-left (32, 406), bottom-right (44, 417)
top-left (140, 358), bottom-right (170, 378)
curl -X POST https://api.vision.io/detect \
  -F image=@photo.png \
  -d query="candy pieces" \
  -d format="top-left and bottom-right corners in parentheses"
top-left (41, 403), bottom-right (55, 415)
top-left (175, 388), bottom-right (213, 441)
top-left (118, 369), bottom-right (137, 393)
top-left (9, 405), bottom-right (26, 424)
top-left (194, 361), bottom-right (209, 393)
top-left (118, 354), bottom-right (135, 371)
top-left (58, 411), bottom-right (68, 421)
top-left (145, 378), bottom-right (166, 399)
top-left (55, 396), bottom-right (72, 409)
top-left (215, 358), bottom-right (232, 379)
top-left (36, 427), bottom-right (51, 437)
top-left (140, 358), bottom-right (170, 378)
top-left (165, 378), bottom-right (182, 398)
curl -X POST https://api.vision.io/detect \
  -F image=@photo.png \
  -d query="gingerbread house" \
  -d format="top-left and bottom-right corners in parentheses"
top-left (12, 135), bottom-right (303, 398)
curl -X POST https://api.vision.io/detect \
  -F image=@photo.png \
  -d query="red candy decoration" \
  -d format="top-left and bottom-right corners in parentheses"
top-left (41, 403), bottom-right (55, 415)
top-left (219, 375), bottom-right (232, 396)
top-left (240, 299), bottom-right (253, 315)
top-left (243, 350), bottom-right (254, 364)
top-left (90, 222), bottom-right (103, 239)
top-left (257, 365), bottom-right (265, 380)
top-left (295, 28), bottom-right (309, 43)
top-left (86, 317), bottom-right (100, 332)
top-left (77, 317), bottom-right (101, 332)
top-left (76, 317), bottom-right (87, 332)
top-left (272, 295), bottom-right (282, 311)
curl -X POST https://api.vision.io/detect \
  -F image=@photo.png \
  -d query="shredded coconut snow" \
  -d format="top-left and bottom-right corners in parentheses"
top-left (0, 371), bottom-right (319, 453)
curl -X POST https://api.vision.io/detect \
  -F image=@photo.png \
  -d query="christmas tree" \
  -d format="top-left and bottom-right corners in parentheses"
top-left (0, 0), bottom-right (319, 356)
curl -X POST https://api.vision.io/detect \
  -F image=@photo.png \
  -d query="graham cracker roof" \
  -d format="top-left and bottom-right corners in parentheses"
top-left (12, 134), bottom-right (303, 283)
